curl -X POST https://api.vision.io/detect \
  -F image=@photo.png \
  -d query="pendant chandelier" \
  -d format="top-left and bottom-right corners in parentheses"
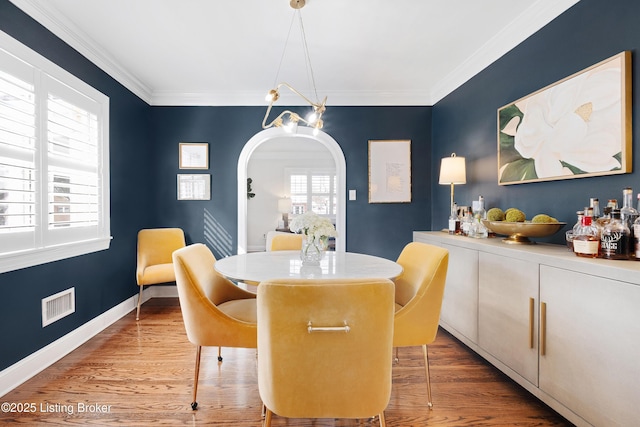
top-left (261, 0), bottom-right (327, 134)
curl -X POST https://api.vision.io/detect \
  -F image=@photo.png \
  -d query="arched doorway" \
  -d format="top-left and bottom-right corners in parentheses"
top-left (237, 127), bottom-right (346, 254)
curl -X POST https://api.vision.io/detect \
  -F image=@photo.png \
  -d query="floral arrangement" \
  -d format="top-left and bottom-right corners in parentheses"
top-left (289, 211), bottom-right (337, 246)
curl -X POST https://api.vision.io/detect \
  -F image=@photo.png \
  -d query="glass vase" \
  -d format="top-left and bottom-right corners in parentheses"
top-left (300, 236), bottom-right (325, 265)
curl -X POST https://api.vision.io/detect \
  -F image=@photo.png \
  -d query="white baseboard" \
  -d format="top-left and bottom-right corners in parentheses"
top-left (0, 286), bottom-right (178, 397)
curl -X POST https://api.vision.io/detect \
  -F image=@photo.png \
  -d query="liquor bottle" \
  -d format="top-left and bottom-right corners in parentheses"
top-left (600, 209), bottom-right (630, 260)
top-left (573, 207), bottom-right (600, 258)
top-left (595, 206), bottom-right (612, 233)
top-left (572, 210), bottom-right (584, 235)
top-left (461, 207), bottom-right (474, 236)
top-left (590, 198), bottom-right (601, 219)
top-left (607, 199), bottom-right (619, 210)
top-left (633, 215), bottom-right (640, 260)
top-left (620, 187), bottom-right (639, 235)
top-left (448, 203), bottom-right (460, 235)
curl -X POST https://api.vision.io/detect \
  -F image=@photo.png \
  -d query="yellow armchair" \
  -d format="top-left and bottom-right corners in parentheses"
top-left (135, 228), bottom-right (186, 320)
top-left (266, 231), bottom-right (303, 251)
top-left (393, 241), bottom-right (449, 409)
top-left (172, 243), bottom-right (257, 410)
top-left (257, 278), bottom-right (394, 426)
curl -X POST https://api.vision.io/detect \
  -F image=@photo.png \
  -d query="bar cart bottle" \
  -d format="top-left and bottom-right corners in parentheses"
top-left (600, 209), bottom-right (630, 260)
top-left (573, 207), bottom-right (600, 258)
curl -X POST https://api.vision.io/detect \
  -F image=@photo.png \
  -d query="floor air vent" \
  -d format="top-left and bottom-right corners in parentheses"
top-left (42, 287), bottom-right (75, 327)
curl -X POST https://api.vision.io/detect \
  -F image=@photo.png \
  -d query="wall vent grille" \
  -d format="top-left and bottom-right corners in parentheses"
top-left (42, 287), bottom-right (75, 327)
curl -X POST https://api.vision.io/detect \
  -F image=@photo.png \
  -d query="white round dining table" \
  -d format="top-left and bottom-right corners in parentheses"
top-left (214, 251), bottom-right (403, 283)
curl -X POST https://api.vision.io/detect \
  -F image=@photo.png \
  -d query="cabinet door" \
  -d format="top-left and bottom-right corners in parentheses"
top-left (540, 266), bottom-right (640, 427)
top-left (438, 243), bottom-right (478, 343)
top-left (479, 252), bottom-right (539, 386)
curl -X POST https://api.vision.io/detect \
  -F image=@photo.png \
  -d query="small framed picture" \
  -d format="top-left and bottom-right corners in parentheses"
top-left (177, 174), bottom-right (210, 200)
top-left (179, 142), bottom-right (209, 169)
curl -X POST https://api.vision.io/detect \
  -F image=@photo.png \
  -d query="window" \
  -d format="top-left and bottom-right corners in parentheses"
top-left (0, 31), bottom-right (110, 273)
top-left (287, 168), bottom-right (336, 218)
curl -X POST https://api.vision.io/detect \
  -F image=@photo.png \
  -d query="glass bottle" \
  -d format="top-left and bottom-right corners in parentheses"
top-left (600, 209), bottom-right (630, 260)
top-left (572, 210), bottom-right (584, 235)
top-left (607, 199), bottom-right (619, 210)
top-left (620, 187), bottom-right (638, 244)
top-left (573, 207), bottom-right (600, 258)
top-left (633, 215), bottom-right (640, 260)
top-left (590, 198), bottom-right (601, 219)
top-left (448, 203), bottom-right (460, 235)
top-left (595, 207), bottom-right (612, 234)
top-left (461, 207), bottom-right (474, 236)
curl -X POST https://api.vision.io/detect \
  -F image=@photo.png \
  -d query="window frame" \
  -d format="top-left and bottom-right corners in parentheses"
top-left (285, 167), bottom-right (336, 219)
top-left (0, 30), bottom-right (110, 274)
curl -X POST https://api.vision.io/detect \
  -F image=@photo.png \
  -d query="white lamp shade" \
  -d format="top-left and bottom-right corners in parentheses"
top-left (278, 197), bottom-right (292, 213)
top-left (439, 155), bottom-right (466, 185)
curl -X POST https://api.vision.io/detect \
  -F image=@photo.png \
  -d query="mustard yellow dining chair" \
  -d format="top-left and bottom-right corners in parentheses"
top-left (136, 228), bottom-right (186, 320)
top-left (257, 278), bottom-right (395, 426)
top-left (268, 232), bottom-right (303, 251)
top-left (172, 243), bottom-right (257, 410)
top-left (393, 242), bottom-right (449, 409)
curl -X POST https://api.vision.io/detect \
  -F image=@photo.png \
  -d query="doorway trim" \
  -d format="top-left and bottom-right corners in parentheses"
top-left (237, 127), bottom-right (346, 254)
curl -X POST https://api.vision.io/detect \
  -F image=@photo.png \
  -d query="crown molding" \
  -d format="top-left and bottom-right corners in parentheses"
top-left (8, 0), bottom-right (153, 103)
top-left (10, 0), bottom-right (578, 107)
top-left (430, 0), bottom-right (580, 104)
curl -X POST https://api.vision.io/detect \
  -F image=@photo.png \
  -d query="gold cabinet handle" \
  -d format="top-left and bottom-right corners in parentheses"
top-left (540, 302), bottom-right (547, 356)
top-left (529, 297), bottom-right (535, 349)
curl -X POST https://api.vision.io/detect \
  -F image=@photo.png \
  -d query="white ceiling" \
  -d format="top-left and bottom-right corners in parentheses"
top-left (9, 0), bottom-right (579, 106)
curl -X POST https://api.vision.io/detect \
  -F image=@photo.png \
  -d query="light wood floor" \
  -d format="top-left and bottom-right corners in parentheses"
top-left (1, 298), bottom-right (573, 426)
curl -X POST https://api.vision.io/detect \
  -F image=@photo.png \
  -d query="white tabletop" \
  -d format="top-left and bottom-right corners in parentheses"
top-left (214, 251), bottom-right (403, 283)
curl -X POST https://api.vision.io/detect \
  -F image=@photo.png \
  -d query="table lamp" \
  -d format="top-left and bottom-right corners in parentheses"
top-left (278, 197), bottom-right (292, 230)
top-left (439, 153), bottom-right (466, 221)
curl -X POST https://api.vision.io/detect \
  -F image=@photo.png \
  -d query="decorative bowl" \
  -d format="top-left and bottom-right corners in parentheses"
top-left (481, 220), bottom-right (567, 244)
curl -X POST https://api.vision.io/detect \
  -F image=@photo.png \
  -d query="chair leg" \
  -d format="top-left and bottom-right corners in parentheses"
top-left (218, 346), bottom-right (223, 362)
top-left (263, 407), bottom-right (273, 427)
top-left (394, 347), bottom-right (399, 363)
top-left (422, 344), bottom-right (433, 409)
top-left (379, 412), bottom-right (386, 427)
top-left (191, 345), bottom-right (202, 410)
top-left (136, 286), bottom-right (144, 320)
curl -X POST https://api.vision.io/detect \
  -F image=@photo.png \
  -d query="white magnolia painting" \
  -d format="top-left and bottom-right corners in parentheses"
top-left (498, 51), bottom-right (631, 185)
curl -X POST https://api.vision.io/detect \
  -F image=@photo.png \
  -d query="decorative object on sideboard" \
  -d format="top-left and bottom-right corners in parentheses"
top-left (438, 153), bottom-right (466, 233)
top-left (261, 0), bottom-right (327, 134)
top-left (498, 51), bottom-right (631, 185)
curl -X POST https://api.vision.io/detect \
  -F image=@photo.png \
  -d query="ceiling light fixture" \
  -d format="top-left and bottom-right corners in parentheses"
top-left (262, 0), bottom-right (327, 134)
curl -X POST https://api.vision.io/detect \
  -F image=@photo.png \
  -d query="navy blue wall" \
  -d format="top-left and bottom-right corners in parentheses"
top-left (0, 1), bottom-right (153, 370)
top-left (151, 106), bottom-right (432, 260)
top-left (432, 0), bottom-right (639, 244)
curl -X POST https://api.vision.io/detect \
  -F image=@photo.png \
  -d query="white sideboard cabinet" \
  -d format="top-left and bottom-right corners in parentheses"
top-left (414, 231), bottom-right (640, 427)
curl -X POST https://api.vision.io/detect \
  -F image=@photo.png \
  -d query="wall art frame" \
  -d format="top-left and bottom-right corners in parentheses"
top-left (497, 51), bottom-right (632, 185)
top-left (179, 142), bottom-right (209, 169)
top-left (368, 139), bottom-right (411, 203)
top-left (177, 174), bottom-right (210, 200)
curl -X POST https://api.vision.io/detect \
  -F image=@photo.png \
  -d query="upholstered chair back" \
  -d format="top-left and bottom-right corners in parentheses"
top-left (136, 228), bottom-right (185, 286)
top-left (393, 242), bottom-right (449, 347)
top-left (257, 278), bottom-right (394, 423)
top-left (172, 243), bottom-right (257, 348)
top-left (268, 232), bottom-right (304, 251)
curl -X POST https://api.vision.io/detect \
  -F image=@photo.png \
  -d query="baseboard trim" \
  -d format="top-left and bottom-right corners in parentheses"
top-left (0, 286), bottom-right (178, 397)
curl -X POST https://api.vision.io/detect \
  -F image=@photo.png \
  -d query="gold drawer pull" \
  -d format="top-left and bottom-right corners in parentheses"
top-left (540, 302), bottom-right (547, 356)
top-left (529, 297), bottom-right (535, 349)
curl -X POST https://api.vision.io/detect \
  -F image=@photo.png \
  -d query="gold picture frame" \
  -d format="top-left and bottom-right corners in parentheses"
top-left (179, 142), bottom-right (209, 169)
top-left (497, 51), bottom-right (632, 185)
top-left (368, 140), bottom-right (411, 203)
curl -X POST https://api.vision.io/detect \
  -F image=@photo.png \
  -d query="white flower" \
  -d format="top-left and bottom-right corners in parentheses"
top-left (511, 66), bottom-right (622, 178)
top-left (289, 211), bottom-right (337, 242)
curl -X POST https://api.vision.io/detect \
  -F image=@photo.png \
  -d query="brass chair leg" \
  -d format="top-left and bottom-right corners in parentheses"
top-left (379, 412), bottom-right (386, 427)
top-left (422, 344), bottom-right (433, 409)
top-left (136, 286), bottom-right (144, 320)
top-left (394, 347), bottom-right (399, 363)
top-left (218, 346), bottom-right (223, 362)
top-left (191, 345), bottom-right (202, 410)
top-left (263, 407), bottom-right (273, 427)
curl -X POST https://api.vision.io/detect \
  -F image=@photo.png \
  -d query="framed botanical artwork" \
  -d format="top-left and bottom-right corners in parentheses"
top-left (368, 140), bottom-right (411, 203)
top-left (177, 174), bottom-right (210, 200)
top-left (179, 142), bottom-right (209, 169)
top-left (498, 51), bottom-right (632, 185)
